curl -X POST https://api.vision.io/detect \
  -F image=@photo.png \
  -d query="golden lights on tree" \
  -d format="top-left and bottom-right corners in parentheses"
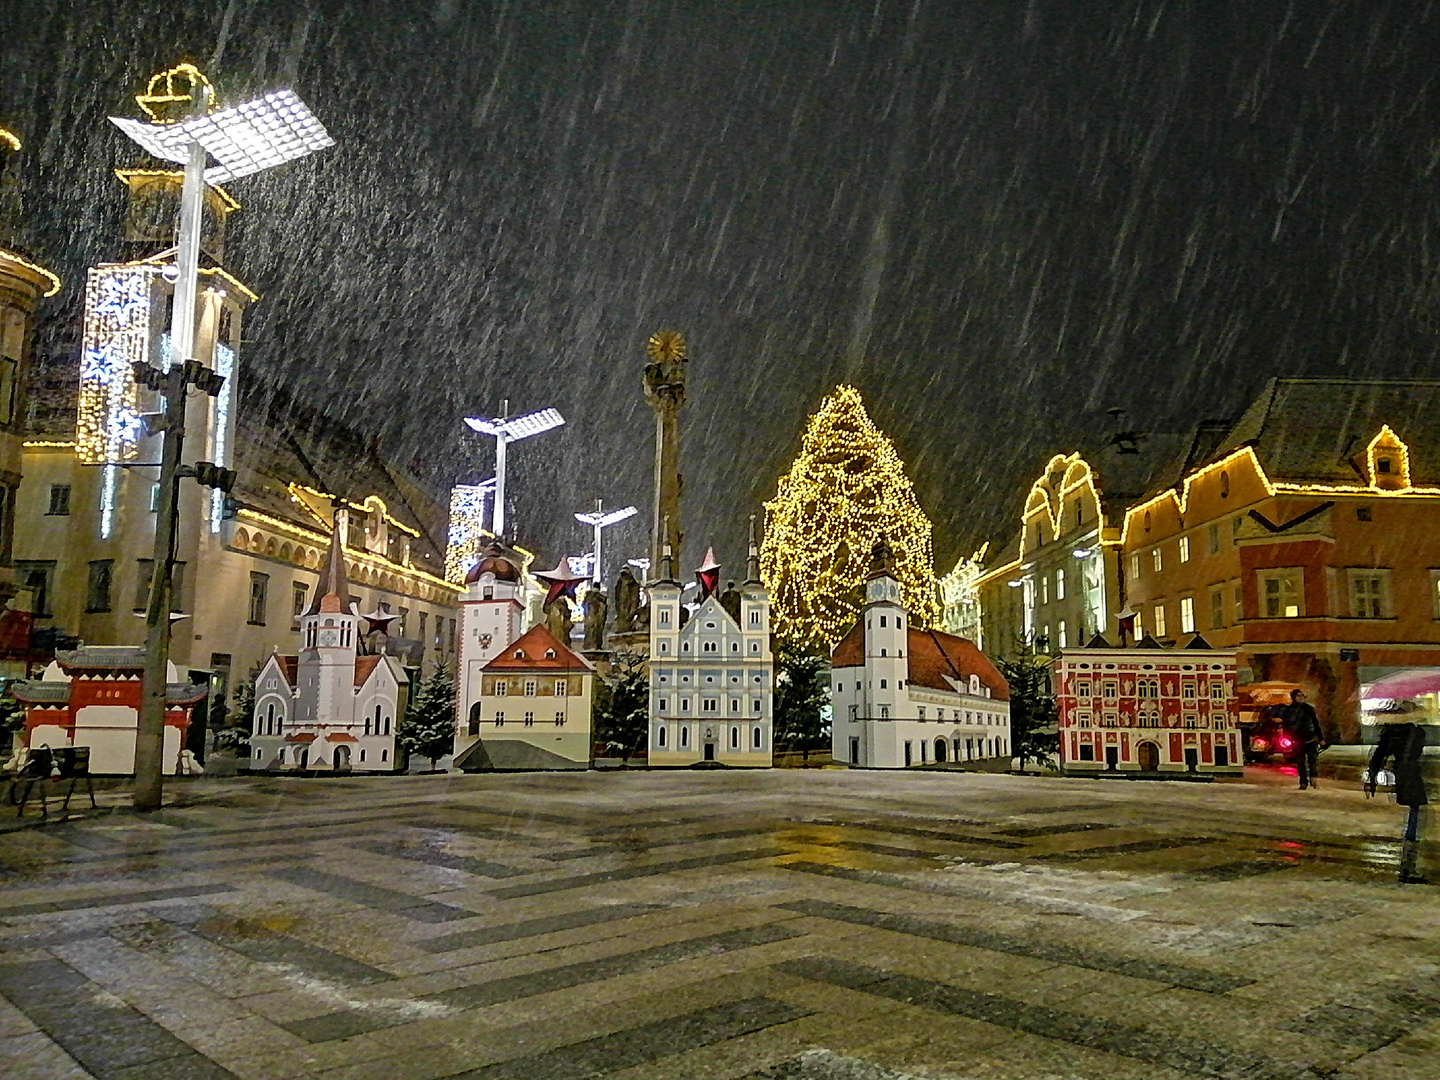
top-left (761, 384), bottom-right (940, 648)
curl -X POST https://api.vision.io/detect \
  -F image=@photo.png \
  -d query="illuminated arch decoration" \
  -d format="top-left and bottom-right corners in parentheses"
top-left (1019, 452), bottom-right (1102, 561)
top-left (136, 63), bottom-right (218, 124)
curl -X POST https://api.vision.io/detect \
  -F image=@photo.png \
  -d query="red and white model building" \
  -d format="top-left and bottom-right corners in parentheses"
top-left (11, 646), bottom-right (207, 774)
top-left (1054, 634), bottom-right (1242, 775)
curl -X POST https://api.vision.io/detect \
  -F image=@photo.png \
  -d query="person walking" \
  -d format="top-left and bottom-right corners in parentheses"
top-left (1366, 701), bottom-right (1430, 885)
top-left (1276, 689), bottom-right (1326, 789)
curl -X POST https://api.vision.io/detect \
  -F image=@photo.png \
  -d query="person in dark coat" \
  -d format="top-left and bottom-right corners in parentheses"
top-left (1273, 689), bottom-right (1326, 789)
top-left (1366, 704), bottom-right (1430, 885)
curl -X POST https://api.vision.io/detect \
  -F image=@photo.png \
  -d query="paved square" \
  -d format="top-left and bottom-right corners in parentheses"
top-left (1, 770), bottom-right (1437, 1080)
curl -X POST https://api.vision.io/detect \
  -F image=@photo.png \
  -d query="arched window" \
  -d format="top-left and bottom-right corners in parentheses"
top-left (383, 715), bottom-right (391, 736)
top-left (680, 726), bottom-right (690, 748)
top-left (265, 702), bottom-right (276, 736)
top-left (364, 715), bottom-right (372, 736)
top-left (1220, 470), bottom-right (1230, 497)
top-left (752, 726), bottom-right (762, 748)
top-left (657, 725), bottom-right (667, 748)
top-left (468, 702), bottom-right (480, 736)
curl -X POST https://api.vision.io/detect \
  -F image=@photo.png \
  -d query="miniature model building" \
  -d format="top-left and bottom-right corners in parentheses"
top-left (830, 539), bottom-right (1011, 768)
top-left (248, 516), bottom-right (408, 772)
top-left (455, 624), bottom-right (594, 769)
top-left (10, 646), bottom-right (207, 775)
top-left (1054, 633), bottom-right (1241, 775)
top-left (648, 529), bottom-right (773, 767)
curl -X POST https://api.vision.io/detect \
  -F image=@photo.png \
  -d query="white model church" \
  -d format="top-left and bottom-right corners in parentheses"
top-left (830, 539), bottom-right (1011, 768)
top-left (648, 529), bottom-right (773, 766)
top-left (249, 515), bottom-right (408, 772)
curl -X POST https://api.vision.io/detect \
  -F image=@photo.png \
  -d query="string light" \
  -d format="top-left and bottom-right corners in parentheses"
top-left (113, 169), bottom-right (241, 212)
top-left (761, 384), bottom-right (940, 648)
top-left (208, 341), bottom-right (235, 533)
top-left (939, 542), bottom-right (988, 639)
top-left (445, 483), bottom-right (494, 583)
top-left (0, 249), bottom-right (62, 298)
top-left (0, 127), bottom-right (20, 151)
top-left (76, 265), bottom-right (154, 465)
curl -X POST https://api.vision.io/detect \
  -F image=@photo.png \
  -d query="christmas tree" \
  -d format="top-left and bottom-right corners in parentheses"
top-left (762, 385), bottom-right (939, 648)
top-left (397, 664), bottom-right (457, 770)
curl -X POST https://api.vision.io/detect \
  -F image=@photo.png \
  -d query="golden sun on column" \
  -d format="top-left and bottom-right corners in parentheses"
top-left (646, 330), bottom-right (688, 365)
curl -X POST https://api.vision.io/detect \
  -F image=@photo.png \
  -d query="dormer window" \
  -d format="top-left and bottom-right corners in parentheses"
top-left (514, 649), bottom-right (524, 659)
top-left (545, 649), bottom-right (556, 658)
top-left (1377, 457), bottom-right (1392, 474)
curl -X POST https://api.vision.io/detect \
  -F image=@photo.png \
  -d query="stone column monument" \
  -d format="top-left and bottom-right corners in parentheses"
top-left (642, 330), bottom-right (687, 575)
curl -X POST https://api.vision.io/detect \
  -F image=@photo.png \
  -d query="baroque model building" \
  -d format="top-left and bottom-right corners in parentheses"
top-left (648, 529), bottom-right (773, 766)
top-left (452, 544), bottom-right (595, 770)
top-left (248, 517), bottom-right (408, 772)
top-left (1054, 633), bottom-right (1241, 776)
top-left (830, 539), bottom-right (1011, 768)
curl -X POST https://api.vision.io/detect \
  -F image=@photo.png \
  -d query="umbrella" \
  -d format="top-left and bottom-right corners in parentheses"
top-left (1364, 698), bottom-right (1422, 724)
top-left (1354, 668), bottom-right (1440, 703)
top-left (1236, 681), bottom-right (1303, 708)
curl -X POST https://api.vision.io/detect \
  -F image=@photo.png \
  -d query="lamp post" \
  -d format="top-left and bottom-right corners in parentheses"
top-left (463, 400), bottom-right (565, 538)
top-left (574, 500), bottom-right (637, 585)
top-left (111, 73), bottom-right (333, 810)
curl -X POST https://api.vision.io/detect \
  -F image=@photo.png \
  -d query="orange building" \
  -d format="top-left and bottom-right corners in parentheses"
top-left (1120, 379), bottom-right (1440, 743)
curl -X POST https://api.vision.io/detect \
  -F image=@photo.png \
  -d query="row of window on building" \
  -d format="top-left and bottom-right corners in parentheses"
top-left (465, 710), bottom-right (569, 734)
top-left (1072, 712), bottom-right (1229, 729)
top-left (1070, 677), bottom-right (1228, 700)
top-left (656, 696), bottom-right (765, 715)
top-left (484, 678), bottom-right (572, 697)
top-left (253, 745), bottom-right (389, 765)
top-left (654, 724), bottom-right (765, 750)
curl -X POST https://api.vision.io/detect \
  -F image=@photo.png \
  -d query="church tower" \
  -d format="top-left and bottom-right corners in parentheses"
top-left (861, 536), bottom-right (907, 721)
top-left (297, 510), bottom-right (358, 731)
top-left (456, 543), bottom-right (525, 735)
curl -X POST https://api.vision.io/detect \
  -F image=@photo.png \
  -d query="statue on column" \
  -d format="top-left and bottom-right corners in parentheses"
top-left (583, 585), bottom-right (608, 651)
top-left (545, 597), bottom-right (573, 644)
top-left (613, 567), bottom-right (640, 633)
top-left (719, 580), bottom-right (741, 626)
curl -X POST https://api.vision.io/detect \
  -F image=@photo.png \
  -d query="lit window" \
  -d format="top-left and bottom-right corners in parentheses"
top-left (1152, 548), bottom-right (1162, 573)
top-left (1130, 552), bottom-right (1140, 578)
top-left (1058, 621), bottom-right (1067, 649)
top-left (1180, 596), bottom-right (1195, 634)
top-left (1041, 576), bottom-right (1049, 605)
top-left (1179, 536), bottom-right (1190, 563)
top-left (1153, 604), bottom-right (1167, 639)
top-left (1258, 569), bottom-right (1303, 618)
top-left (1055, 568), bottom-right (1066, 601)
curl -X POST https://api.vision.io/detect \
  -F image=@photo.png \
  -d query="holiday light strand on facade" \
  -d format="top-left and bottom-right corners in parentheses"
top-left (761, 384), bottom-right (940, 648)
top-left (208, 342), bottom-right (236, 533)
top-left (445, 483), bottom-right (494, 584)
top-left (0, 249), bottom-right (62, 297)
top-left (939, 543), bottom-right (988, 640)
top-left (77, 266), bottom-right (155, 465)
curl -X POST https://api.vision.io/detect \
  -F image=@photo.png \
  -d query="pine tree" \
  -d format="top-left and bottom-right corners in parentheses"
top-left (214, 680), bottom-right (254, 753)
top-left (397, 664), bottom-right (457, 769)
top-left (997, 639), bottom-right (1060, 771)
top-left (773, 643), bottom-right (831, 764)
top-left (762, 385), bottom-right (939, 648)
top-left (593, 652), bottom-right (649, 764)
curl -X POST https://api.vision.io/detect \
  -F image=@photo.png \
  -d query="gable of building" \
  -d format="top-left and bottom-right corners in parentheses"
top-left (484, 624), bottom-right (594, 673)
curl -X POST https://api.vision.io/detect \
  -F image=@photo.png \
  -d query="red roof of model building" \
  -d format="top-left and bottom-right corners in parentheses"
top-left (484, 625), bottom-right (594, 672)
top-left (830, 623), bottom-right (1009, 702)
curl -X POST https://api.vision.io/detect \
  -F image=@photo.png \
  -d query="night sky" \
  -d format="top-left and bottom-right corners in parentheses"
top-left (4, 1), bottom-right (1440, 576)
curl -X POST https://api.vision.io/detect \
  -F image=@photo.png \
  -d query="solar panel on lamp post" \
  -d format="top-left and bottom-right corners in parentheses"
top-left (111, 85), bottom-right (333, 812)
top-left (463, 399), bottom-right (566, 538)
top-left (574, 500), bottom-right (638, 585)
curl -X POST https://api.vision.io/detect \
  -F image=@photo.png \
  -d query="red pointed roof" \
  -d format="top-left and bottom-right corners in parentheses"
top-left (307, 514), bottom-right (351, 616)
top-left (831, 622), bottom-right (1009, 702)
top-left (483, 624), bottom-right (594, 672)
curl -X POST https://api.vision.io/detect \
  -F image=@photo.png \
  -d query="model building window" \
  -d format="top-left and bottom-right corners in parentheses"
top-left (659, 608), bottom-right (671, 626)
top-left (1103, 680), bottom-right (1117, 699)
top-left (703, 640), bottom-right (717, 653)
top-left (292, 583), bottom-right (308, 625)
top-left (493, 710), bottom-right (504, 726)
top-left (1179, 596), bottom-right (1195, 634)
top-left (85, 559), bottom-right (113, 613)
top-left (1076, 680), bottom-right (1092, 698)
top-left (680, 725), bottom-right (690, 748)
top-left (524, 680), bottom-right (536, 696)
top-left (554, 712), bottom-right (565, 726)
top-left (555, 679), bottom-right (567, 696)
top-left (752, 725), bottom-right (762, 748)
top-left (1258, 568), bottom-right (1303, 618)
top-left (46, 484), bottom-right (70, 516)
top-left (753, 698), bottom-right (761, 713)
top-left (495, 680), bottom-right (507, 696)
top-left (524, 711), bottom-right (534, 726)
top-left (1348, 569), bottom-right (1390, 618)
top-left (730, 726), bottom-right (739, 748)
top-left (418, 611), bottom-right (428, 648)
top-left (702, 698), bottom-right (718, 713)
top-left (749, 610), bottom-right (760, 626)
top-left (248, 572), bottom-right (269, 625)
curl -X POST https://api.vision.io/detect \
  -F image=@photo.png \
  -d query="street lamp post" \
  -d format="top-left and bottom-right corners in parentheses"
top-left (463, 401), bottom-right (566, 538)
top-left (573, 500), bottom-right (637, 585)
top-left (111, 73), bottom-right (333, 810)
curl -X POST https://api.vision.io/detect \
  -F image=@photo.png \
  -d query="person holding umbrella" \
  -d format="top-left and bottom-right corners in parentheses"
top-left (1365, 699), bottom-right (1430, 885)
top-left (1270, 689), bottom-right (1326, 789)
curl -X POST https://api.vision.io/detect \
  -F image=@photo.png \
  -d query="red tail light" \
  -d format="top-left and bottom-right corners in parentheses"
top-left (1276, 735), bottom-right (1294, 751)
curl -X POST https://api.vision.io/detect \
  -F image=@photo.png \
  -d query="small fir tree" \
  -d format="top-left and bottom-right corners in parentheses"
top-left (773, 643), bottom-right (831, 763)
top-left (762, 385), bottom-right (939, 649)
top-left (397, 664), bottom-right (457, 769)
top-left (594, 652), bottom-right (649, 763)
top-left (997, 638), bottom-right (1060, 770)
top-left (215, 680), bottom-right (254, 753)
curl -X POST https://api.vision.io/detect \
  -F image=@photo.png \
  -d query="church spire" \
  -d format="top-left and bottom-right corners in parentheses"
top-left (745, 514), bottom-right (761, 584)
top-left (308, 504), bottom-right (351, 615)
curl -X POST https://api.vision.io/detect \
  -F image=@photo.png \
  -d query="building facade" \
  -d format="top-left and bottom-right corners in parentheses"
top-left (1054, 637), bottom-right (1241, 776)
top-left (1119, 378), bottom-right (1440, 743)
top-left (248, 522), bottom-right (408, 772)
top-left (648, 538), bottom-right (773, 767)
top-left (830, 540), bottom-right (1010, 768)
top-left (976, 434), bottom-right (1198, 663)
top-left (13, 149), bottom-right (459, 713)
top-left (10, 646), bottom-right (207, 774)
top-left (456, 624), bottom-right (594, 770)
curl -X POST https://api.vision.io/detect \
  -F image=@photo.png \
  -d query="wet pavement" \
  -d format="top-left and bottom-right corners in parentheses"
top-left (0, 769), bottom-right (1437, 1080)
